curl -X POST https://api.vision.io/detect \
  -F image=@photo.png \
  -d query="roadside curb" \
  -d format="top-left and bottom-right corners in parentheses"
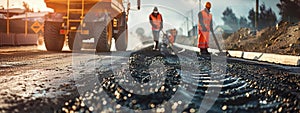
top-left (174, 43), bottom-right (300, 66)
top-left (133, 43), bottom-right (153, 51)
top-left (228, 51), bottom-right (300, 66)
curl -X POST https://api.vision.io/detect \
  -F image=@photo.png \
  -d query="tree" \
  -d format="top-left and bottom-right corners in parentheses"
top-left (277, 0), bottom-right (300, 23)
top-left (248, 8), bottom-right (256, 28)
top-left (259, 4), bottom-right (277, 29)
top-left (222, 7), bottom-right (239, 31)
top-left (239, 17), bottom-right (250, 28)
top-left (248, 4), bottom-right (277, 30)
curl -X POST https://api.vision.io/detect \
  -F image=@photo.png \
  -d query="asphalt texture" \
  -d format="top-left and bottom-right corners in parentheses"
top-left (0, 45), bottom-right (299, 113)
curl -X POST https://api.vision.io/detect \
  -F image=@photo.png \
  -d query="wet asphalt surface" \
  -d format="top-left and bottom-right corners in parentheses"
top-left (0, 45), bottom-right (299, 113)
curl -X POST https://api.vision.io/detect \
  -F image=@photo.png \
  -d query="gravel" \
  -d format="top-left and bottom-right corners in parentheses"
top-left (59, 46), bottom-right (300, 113)
top-left (0, 46), bottom-right (299, 113)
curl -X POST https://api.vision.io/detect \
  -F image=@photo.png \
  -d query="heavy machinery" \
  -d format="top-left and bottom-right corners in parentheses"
top-left (43, 0), bottom-right (140, 52)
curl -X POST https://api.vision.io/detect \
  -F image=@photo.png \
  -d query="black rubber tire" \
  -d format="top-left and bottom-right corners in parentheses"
top-left (68, 32), bottom-right (82, 51)
top-left (44, 21), bottom-right (65, 51)
top-left (115, 24), bottom-right (128, 51)
top-left (96, 22), bottom-right (112, 52)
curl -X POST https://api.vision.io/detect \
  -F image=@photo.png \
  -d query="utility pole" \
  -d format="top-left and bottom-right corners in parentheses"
top-left (191, 10), bottom-right (194, 27)
top-left (199, 0), bottom-right (201, 11)
top-left (186, 17), bottom-right (189, 36)
top-left (198, 0), bottom-right (201, 35)
top-left (6, 0), bottom-right (9, 35)
top-left (191, 9), bottom-right (195, 36)
top-left (255, 0), bottom-right (259, 30)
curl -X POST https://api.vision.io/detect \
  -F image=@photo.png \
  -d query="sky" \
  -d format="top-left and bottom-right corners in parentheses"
top-left (0, 0), bottom-right (52, 12)
top-left (0, 0), bottom-right (281, 35)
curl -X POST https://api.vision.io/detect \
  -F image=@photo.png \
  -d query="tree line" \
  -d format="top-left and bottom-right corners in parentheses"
top-left (222, 0), bottom-right (299, 31)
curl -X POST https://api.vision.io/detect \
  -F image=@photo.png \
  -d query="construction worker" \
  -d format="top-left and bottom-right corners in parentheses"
top-left (168, 29), bottom-right (177, 46)
top-left (149, 7), bottom-right (163, 50)
top-left (198, 2), bottom-right (214, 55)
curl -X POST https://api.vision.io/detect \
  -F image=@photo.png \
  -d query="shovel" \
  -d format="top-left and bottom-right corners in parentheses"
top-left (211, 31), bottom-right (230, 56)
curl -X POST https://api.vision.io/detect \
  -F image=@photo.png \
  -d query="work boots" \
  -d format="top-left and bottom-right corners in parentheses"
top-left (153, 41), bottom-right (159, 51)
top-left (200, 48), bottom-right (210, 55)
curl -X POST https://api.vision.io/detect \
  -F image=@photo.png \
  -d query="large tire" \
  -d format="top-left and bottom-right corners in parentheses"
top-left (96, 22), bottom-right (113, 52)
top-left (115, 24), bottom-right (128, 51)
top-left (68, 32), bottom-right (82, 51)
top-left (44, 21), bottom-right (65, 51)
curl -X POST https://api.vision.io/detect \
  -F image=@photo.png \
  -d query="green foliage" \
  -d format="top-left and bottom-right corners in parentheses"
top-left (247, 8), bottom-right (256, 28)
top-left (259, 4), bottom-right (277, 29)
top-left (248, 4), bottom-right (277, 30)
top-left (239, 17), bottom-right (250, 28)
top-left (222, 8), bottom-right (250, 31)
top-left (277, 0), bottom-right (300, 23)
top-left (222, 8), bottom-right (239, 31)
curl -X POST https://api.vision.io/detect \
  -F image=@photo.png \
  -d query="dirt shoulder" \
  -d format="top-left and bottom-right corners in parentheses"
top-left (224, 22), bottom-right (300, 56)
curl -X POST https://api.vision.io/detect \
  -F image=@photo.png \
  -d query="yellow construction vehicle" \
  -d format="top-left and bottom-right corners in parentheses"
top-left (43, 0), bottom-right (140, 52)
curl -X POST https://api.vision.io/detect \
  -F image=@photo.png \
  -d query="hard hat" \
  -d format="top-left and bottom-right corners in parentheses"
top-left (153, 7), bottom-right (158, 11)
top-left (205, 2), bottom-right (211, 9)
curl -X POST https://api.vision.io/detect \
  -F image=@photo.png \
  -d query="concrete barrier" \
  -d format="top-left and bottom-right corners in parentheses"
top-left (228, 51), bottom-right (300, 66)
top-left (15, 33), bottom-right (38, 45)
top-left (174, 43), bottom-right (300, 66)
top-left (0, 33), bottom-right (38, 46)
top-left (0, 33), bottom-right (16, 46)
top-left (174, 43), bottom-right (221, 53)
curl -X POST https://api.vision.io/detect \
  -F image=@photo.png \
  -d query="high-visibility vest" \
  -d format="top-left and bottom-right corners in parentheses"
top-left (198, 10), bottom-right (212, 49)
top-left (198, 10), bottom-right (212, 31)
top-left (150, 13), bottom-right (162, 31)
top-left (169, 29), bottom-right (177, 44)
top-left (198, 31), bottom-right (210, 48)
top-left (169, 34), bottom-right (175, 45)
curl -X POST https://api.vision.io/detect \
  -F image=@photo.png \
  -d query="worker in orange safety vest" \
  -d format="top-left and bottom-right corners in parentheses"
top-left (168, 29), bottom-right (177, 46)
top-left (149, 7), bottom-right (163, 50)
top-left (198, 2), bottom-right (214, 55)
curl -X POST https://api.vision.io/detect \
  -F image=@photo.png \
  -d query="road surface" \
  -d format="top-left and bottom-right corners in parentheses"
top-left (0, 45), bottom-right (299, 113)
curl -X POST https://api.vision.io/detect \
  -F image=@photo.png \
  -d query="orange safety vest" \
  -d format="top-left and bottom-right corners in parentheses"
top-left (198, 10), bottom-right (212, 49)
top-left (150, 13), bottom-right (162, 31)
top-left (169, 29), bottom-right (177, 45)
top-left (169, 35), bottom-right (175, 45)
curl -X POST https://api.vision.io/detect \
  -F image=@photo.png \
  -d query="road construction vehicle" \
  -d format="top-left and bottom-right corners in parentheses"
top-left (44, 0), bottom-right (140, 52)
